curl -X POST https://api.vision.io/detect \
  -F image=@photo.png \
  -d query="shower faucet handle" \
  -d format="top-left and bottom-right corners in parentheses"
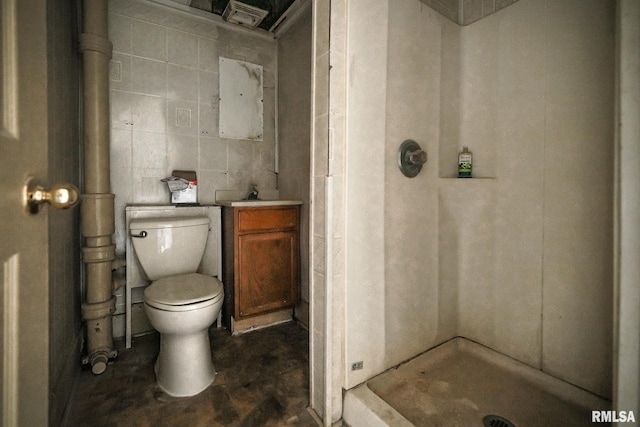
top-left (408, 149), bottom-right (427, 165)
top-left (398, 139), bottom-right (427, 177)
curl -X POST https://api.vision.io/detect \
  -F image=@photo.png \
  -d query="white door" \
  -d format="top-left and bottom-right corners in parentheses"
top-left (0, 0), bottom-right (75, 425)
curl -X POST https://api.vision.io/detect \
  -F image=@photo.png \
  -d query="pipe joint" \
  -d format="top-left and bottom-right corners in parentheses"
top-left (112, 256), bottom-right (126, 271)
top-left (79, 33), bottom-right (113, 58)
top-left (89, 352), bottom-right (109, 375)
top-left (82, 244), bottom-right (116, 263)
top-left (82, 348), bottom-right (118, 375)
top-left (81, 296), bottom-right (116, 320)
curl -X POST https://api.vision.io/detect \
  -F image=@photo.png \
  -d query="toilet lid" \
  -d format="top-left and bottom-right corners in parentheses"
top-left (145, 273), bottom-right (223, 306)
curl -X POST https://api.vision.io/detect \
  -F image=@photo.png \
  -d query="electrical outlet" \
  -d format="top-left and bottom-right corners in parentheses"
top-left (351, 361), bottom-right (363, 371)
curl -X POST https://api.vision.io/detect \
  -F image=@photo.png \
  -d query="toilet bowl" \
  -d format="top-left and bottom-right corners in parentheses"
top-left (144, 273), bottom-right (223, 397)
top-left (129, 216), bottom-right (224, 397)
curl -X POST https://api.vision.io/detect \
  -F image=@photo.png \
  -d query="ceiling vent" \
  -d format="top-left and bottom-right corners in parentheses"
top-left (222, 0), bottom-right (269, 28)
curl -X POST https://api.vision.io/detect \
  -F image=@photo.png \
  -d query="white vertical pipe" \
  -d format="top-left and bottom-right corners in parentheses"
top-left (79, 0), bottom-right (117, 374)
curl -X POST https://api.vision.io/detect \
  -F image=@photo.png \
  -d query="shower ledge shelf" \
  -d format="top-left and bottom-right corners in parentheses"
top-left (440, 177), bottom-right (496, 180)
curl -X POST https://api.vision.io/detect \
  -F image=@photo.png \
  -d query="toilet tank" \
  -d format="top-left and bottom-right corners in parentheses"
top-left (129, 216), bottom-right (210, 280)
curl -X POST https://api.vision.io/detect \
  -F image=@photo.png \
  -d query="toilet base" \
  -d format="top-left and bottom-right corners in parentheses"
top-left (155, 329), bottom-right (215, 397)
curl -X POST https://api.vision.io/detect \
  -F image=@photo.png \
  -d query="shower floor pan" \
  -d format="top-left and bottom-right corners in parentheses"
top-left (343, 338), bottom-right (610, 427)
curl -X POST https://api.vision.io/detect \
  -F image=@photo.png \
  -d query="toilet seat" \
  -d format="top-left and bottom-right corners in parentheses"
top-left (144, 273), bottom-right (223, 312)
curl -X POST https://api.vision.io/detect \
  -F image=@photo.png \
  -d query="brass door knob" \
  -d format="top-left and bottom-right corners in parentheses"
top-left (24, 177), bottom-right (80, 214)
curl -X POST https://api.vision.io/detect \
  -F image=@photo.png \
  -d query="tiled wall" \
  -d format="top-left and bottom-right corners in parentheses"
top-left (418, 0), bottom-right (520, 25)
top-left (309, 0), bottom-right (345, 420)
top-left (108, 0), bottom-right (277, 253)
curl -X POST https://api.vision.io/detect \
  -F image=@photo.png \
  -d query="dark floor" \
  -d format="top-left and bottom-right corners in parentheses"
top-left (63, 321), bottom-right (317, 427)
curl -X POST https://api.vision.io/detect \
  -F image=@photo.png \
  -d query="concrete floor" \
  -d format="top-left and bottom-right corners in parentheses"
top-left (63, 321), bottom-right (317, 427)
top-left (365, 338), bottom-right (611, 427)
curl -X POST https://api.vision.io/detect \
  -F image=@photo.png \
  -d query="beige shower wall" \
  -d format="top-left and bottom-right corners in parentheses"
top-left (344, 0), bottom-right (466, 390)
top-left (450, 0), bottom-right (614, 398)
top-left (383, 1), bottom-right (458, 369)
top-left (107, 0), bottom-right (277, 254)
top-left (344, 0), bottom-right (391, 390)
top-left (541, 0), bottom-right (613, 397)
top-left (344, 0), bottom-right (614, 400)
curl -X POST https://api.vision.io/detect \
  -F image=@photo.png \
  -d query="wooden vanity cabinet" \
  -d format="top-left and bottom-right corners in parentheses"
top-left (222, 205), bottom-right (300, 323)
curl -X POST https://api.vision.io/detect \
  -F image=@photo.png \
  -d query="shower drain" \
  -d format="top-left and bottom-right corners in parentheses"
top-left (483, 414), bottom-right (516, 427)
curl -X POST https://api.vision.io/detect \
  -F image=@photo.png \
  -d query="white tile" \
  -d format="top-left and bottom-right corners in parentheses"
top-left (198, 37), bottom-right (221, 72)
top-left (132, 131), bottom-right (167, 169)
top-left (109, 13), bottom-right (131, 54)
top-left (227, 46), bottom-right (259, 64)
top-left (167, 64), bottom-right (199, 102)
top-left (110, 53), bottom-right (131, 92)
top-left (313, 113), bottom-right (329, 176)
top-left (167, 134), bottom-right (199, 171)
top-left (197, 169), bottom-right (229, 203)
top-left (111, 167), bottom-right (133, 206)
top-left (110, 90), bottom-right (132, 130)
top-left (131, 20), bottom-right (166, 61)
top-left (199, 136), bottom-right (227, 171)
top-left (166, 100), bottom-right (198, 136)
top-left (167, 29), bottom-right (199, 68)
top-left (131, 57), bottom-right (166, 97)
top-left (263, 88), bottom-right (276, 144)
top-left (110, 59), bottom-right (123, 82)
top-left (252, 168), bottom-right (278, 191)
top-left (131, 94), bottom-right (166, 133)
top-left (198, 71), bottom-right (219, 106)
top-left (132, 167), bottom-right (171, 204)
top-left (110, 128), bottom-right (132, 169)
top-left (198, 103), bottom-right (218, 137)
top-left (111, 166), bottom-right (133, 252)
top-left (226, 173), bottom-right (252, 191)
top-left (259, 50), bottom-right (277, 88)
top-left (227, 139), bottom-right (254, 173)
top-left (258, 145), bottom-right (275, 170)
top-left (311, 176), bottom-right (325, 237)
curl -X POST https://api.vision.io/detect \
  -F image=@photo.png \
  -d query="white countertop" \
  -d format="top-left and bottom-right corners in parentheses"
top-left (215, 200), bottom-right (303, 207)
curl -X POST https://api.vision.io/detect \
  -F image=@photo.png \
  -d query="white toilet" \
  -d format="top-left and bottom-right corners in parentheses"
top-left (129, 216), bottom-right (224, 397)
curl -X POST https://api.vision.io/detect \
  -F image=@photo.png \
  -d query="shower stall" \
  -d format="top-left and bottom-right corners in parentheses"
top-left (307, 0), bottom-right (636, 424)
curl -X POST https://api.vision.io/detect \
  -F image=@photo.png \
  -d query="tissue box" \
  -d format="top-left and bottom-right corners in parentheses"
top-left (168, 170), bottom-right (197, 204)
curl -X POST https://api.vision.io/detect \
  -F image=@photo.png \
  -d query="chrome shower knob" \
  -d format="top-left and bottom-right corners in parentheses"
top-left (398, 139), bottom-right (427, 177)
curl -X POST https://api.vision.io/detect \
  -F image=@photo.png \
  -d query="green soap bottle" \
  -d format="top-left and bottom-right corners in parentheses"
top-left (458, 146), bottom-right (472, 178)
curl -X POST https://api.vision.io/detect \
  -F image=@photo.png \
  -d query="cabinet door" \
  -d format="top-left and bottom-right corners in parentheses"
top-left (236, 230), bottom-right (299, 317)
